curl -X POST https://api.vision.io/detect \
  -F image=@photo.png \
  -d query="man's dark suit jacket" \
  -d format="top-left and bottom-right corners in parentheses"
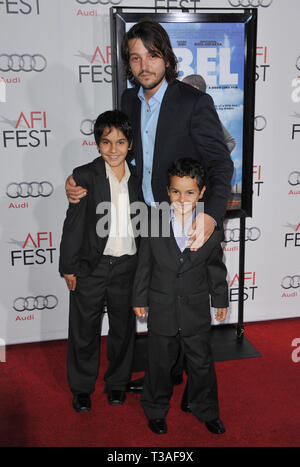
top-left (132, 219), bottom-right (229, 337)
top-left (59, 156), bottom-right (141, 278)
top-left (121, 79), bottom-right (234, 226)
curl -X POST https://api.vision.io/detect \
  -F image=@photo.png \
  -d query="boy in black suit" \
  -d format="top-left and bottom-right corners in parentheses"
top-left (59, 110), bottom-right (141, 412)
top-left (132, 158), bottom-right (229, 435)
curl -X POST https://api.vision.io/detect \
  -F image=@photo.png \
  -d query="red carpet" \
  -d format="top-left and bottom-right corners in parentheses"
top-left (1, 318), bottom-right (300, 447)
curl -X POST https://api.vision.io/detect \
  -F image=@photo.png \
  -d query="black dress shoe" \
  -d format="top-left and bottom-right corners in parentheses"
top-left (205, 419), bottom-right (226, 434)
top-left (148, 418), bottom-right (167, 434)
top-left (72, 393), bottom-right (91, 413)
top-left (181, 383), bottom-right (191, 413)
top-left (107, 390), bottom-right (126, 406)
top-left (126, 377), bottom-right (144, 393)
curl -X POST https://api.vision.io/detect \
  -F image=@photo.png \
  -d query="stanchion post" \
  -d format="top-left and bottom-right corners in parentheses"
top-left (237, 215), bottom-right (246, 339)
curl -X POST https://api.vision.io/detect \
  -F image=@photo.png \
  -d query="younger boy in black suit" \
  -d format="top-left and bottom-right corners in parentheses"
top-left (59, 110), bottom-right (141, 412)
top-left (132, 158), bottom-right (229, 435)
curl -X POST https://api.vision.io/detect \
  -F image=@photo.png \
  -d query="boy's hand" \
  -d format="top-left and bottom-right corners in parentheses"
top-left (133, 307), bottom-right (147, 318)
top-left (215, 308), bottom-right (228, 322)
top-left (65, 175), bottom-right (87, 204)
top-left (63, 274), bottom-right (77, 291)
top-left (187, 213), bottom-right (215, 251)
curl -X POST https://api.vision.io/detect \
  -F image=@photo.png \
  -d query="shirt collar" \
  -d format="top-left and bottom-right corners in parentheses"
top-left (105, 160), bottom-right (130, 182)
top-left (138, 78), bottom-right (168, 104)
top-left (170, 206), bottom-right (196, 233)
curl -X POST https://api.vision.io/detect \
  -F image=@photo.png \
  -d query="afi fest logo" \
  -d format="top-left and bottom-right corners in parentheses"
top-left (154, 0), bottom-right (201, 12)
top-left (290, 59), bottom-right (300, 140)
top-left (229, 272), bottom-right (257, 303)
top-left (256, 46), bottom-right (270, 82)
top-left (10, 232), bottom-right (56, 266)
top-left (283, 222), bottom-right (300, 248)
top-left (76, 47), bottom-right (112, 83)
top-left (253, 164), bottom-right (264, 197)
top-left (0, 0), bottom-right (40, 14)
top-left (1, 111), bottom-right (51, 148)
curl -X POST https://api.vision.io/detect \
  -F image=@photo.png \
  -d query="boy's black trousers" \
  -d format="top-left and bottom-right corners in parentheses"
top-left (67, 254), bottom-right (137, 395)
top-left (141, 330), bottom-right (219, 422)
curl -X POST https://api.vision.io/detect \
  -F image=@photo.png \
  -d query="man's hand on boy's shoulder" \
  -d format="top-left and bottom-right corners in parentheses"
top-left (133, 307), bottom-right (147, 318)
top-left (187, 212), bottom-right (215, 251)
top-left (63, 273), bottom-right (77, 291)
top-left (65, 174), bottom-right (87, 204)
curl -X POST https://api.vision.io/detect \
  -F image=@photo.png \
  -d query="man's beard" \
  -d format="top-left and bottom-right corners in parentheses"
top-left (139, 71), bottom-right (166, 90)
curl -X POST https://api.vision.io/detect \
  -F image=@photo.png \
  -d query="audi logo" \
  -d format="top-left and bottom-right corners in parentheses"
top-left (254, 115), bottom-right (267, 131)
top-left (0, 54), bottom-right (47, 72)
top-left (228, 0), bottom-right (273, 6)
top-left (80, 119), bottom-right (96, 136)
top-left (281, 276), bottom-right (300, 290)
top-left (288, 172), bottom-right (300, 186)
top-left (296, 56), bottom-right (300, 72)
top-left (224, 227), bottom-right (261, 243)
top-left (13, 295), bottom-right (58, 312)
top-left (6, 182), bottom-right (54, 198)
top-left (76, 0), bottom-right (121, 4)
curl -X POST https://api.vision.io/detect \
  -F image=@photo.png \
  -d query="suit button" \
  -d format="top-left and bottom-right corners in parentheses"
top-left (179, 257), bottom-right (184, 263)
top-left (177, 296), bottom-right (183, 301)
top-left (177, 273), bottom-right (182, 278)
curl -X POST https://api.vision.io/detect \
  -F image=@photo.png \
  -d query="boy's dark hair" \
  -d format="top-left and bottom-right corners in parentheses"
top-left (94, 110), bottom-right (133, 147)
top-left (167, 158), bottom-right (207, 191)
top-left (121, 20), bottom-right (178, 87)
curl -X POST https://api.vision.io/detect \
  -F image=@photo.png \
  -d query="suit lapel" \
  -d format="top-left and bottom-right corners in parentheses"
top-left (93, 157), bottom-right (111, 204)
top-left (127, 167), bottom-right (140, 221)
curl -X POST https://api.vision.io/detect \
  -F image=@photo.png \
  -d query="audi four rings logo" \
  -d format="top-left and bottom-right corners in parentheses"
top-left (6, 182), bottom-right (54, 198)
top-left (281, 276), bottom-right (300, 289)
top-left (0, 54), bottom-right (47, 72)
top-left (76, 0), bottom-right (121, 4)
top-left (13, 295), bottom-right (58, 312)
top-left (254, 116), bottom-right (267, 131)
top-left (228, 0), bottom-right (273, 6)
top-left (288, 172), bottom-right (300, 186)
top-left (224, 227), bottom-right (261, 243)
top-left (81, 119), bottom-right (96, 136)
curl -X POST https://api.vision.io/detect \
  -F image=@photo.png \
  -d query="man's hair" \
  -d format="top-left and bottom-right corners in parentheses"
top-left (182, 74), bottom-right (207, 93)
top-left (94, 110), bottom-right (133, 147)
top-left (167, 158), bottom-right (207, 191)
top-left (121, 20), bottom-right (178, 86)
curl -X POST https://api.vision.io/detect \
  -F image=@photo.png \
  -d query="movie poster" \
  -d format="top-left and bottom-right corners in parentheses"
top-left (126, 20), bottom-right (245, 210)
top-left (163, 22), bottom-right (245, 210)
